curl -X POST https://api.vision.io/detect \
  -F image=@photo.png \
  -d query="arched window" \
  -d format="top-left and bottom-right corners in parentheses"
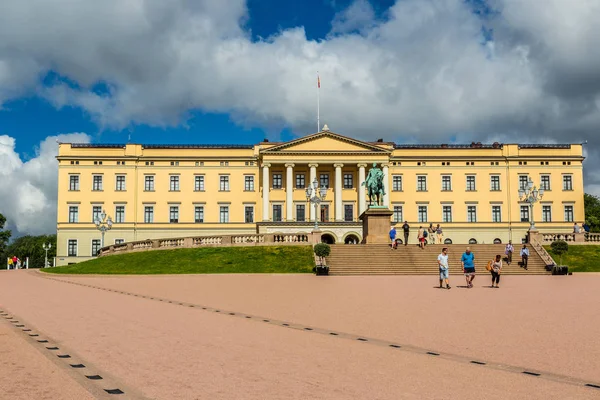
top-left (321, 234), bottom-right (336, 244)
top-left (469, 238), bottom-right (478, 245)
top-left (444, 238), bottom-right (453, 245)
top-left (493, 238), bottom-right (502, 244)
top-left (344, 234), bottom-right (360, 244)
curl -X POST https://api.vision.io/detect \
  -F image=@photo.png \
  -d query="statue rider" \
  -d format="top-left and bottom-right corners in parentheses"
top-left (361, 162), bottom-right (386, 206)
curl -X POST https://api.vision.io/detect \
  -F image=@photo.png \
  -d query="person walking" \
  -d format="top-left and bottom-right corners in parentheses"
top-left (7, 257), bottom-right (13, 270)
top-left (461, 247), bottom-right (476, 288)
top-left (438, 247), bottom-right (451, 289)
top-left (417, 226), bottom-right (425, 249)
top-left (402, 221), bottom-right (410, 246)
top-left (389, 226), bottom-right (397, 250)
top-left (436, 224), bottom-right (443, 244)
top-left (504, 241), bottom-right (514, 265)
top-left (428, 223), bottom-right (435, 246)
top-left (520, 244), bottom-right (529, 270)
top-left (490, 254), bottom-right (502, 288)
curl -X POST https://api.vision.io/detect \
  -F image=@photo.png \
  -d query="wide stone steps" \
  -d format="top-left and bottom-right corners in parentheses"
top-left (327, 244), bottom-right (549, 275)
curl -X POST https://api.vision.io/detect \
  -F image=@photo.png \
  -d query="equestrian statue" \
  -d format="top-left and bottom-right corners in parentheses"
top-left (361, 162), bottom-right (386, 206)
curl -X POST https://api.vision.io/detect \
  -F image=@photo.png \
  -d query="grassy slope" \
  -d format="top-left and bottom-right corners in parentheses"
top-left (45, 246), bottom-right (315, 275)
top-left (544, 245), bottom-right (600, 273)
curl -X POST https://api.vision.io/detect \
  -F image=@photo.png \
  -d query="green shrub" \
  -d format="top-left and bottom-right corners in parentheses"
top-left (550, 240), bottom-right (569, 265)
top-left (314, 243), bottom-right (331, 258)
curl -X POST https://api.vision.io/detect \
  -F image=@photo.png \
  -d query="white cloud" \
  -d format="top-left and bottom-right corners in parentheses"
top-left (0, 133), bottom-right (91, 235)
top-left (0, 0), bottom-right (600, 235)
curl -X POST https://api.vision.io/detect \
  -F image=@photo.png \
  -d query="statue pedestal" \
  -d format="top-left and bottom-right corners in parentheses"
top-left (359, 207), bottom-right (393, 244)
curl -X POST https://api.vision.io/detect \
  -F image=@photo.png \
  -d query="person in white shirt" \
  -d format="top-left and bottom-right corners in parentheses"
top-left (504, 241), bottom-right (514, 265)
top-left (490, 254), bottom-right (503, 288)
top-left (437, 247), bottom-right (451, 290)
top-left (573, 223), bottom-right (581, 234)
top-left (520, 245), bottom-right (529, 270)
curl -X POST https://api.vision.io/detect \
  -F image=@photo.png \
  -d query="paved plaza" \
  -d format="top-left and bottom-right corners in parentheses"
top-left (0, 271), bottom-right (599, 399)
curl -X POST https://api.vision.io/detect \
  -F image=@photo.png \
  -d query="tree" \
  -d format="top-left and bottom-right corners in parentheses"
top-left (584, 193), bottom-right (600, 232)
top-left (3, 234), bottom-right (56, 268)
top-left (314, 243), bottom-right (331, 266)
top-left (550, 240), bottom-right (568, 266)
top-left (0, 213), bottom-right (12, 263)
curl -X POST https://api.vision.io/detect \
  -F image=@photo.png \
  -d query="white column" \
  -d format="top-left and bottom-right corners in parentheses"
top-left (309, 163), bottom-right (318, 221)
top-left (382, 163), bottom-right (390, 207)
top-left (334, 163), bottom-right (343, 221)
top-left (262, 163), bottom-right (270, 221)
top-left (358, 163), bottom-right (367, 215)
top-left (285, 163), bottom-right (294, 221)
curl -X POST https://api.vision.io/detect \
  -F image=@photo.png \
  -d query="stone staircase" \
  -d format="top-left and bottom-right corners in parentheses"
top-left (327, 244), bottom-right (551, 275)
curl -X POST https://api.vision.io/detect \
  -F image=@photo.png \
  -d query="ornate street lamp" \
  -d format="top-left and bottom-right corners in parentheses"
top-left (42, 243), bottom-right (52, 268)
top-left (305, 178), bottom-right (328, 230)
top-left (518, 177), bottom-right (544, 230)
top-left (94, 210), bottom-right (113, 251)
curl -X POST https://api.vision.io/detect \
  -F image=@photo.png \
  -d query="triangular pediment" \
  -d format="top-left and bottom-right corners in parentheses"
top-left (262, 131), bottom-right (388, 153)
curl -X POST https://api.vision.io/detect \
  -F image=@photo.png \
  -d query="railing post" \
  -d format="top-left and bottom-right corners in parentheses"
top-left (221, 236), bottom-right (232, 245)
top-left (152, 240), bottom-right (160, 249)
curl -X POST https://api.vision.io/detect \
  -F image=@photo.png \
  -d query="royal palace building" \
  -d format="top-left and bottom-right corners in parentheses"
top-left (56, 127), bottom-right (585, 265)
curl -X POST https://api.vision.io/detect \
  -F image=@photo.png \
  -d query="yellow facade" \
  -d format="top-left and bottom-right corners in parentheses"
top-left (56, 129), bottom-right (585, 265)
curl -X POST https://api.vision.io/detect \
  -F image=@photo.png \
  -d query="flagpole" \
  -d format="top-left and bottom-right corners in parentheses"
top-left (317, 71), bottom-right (320, 132)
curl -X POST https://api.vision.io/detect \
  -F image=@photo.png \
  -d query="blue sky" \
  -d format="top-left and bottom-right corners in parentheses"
top-left (1, 0), bottom-right (397, 160)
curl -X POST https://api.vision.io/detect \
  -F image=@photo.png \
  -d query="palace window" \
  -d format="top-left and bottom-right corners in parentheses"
top-left (144, 176), bottom-right (154, 191)
top-left (441, 175), bottom-right (452, 191)
top-left (92, 175), bottom-right (103, 191)
top-left (170, 176), bottom-right (180, 191)
top-left (563, 175), bottom-right (573, 191)
top-left (115, 206), bottom-right (125, 223)
top-left (296, 204), bottom-right (306, 222)
top-left (219, 176), bottom-right (229, 191)
top-left (272, 205), bottom-right (282, 222)
top-left (195, 206), bottom-right (204, 223)
top-left (519, 175), bottom-right (529, 190)
top-left (393, 206), bottom-right (403, 223)
top-left (492, 206), bottom-right (501, 223)
top-left (195, 176), bottom-right (205, 191)
top-left (466, 175), bottom-right (476, 191)
top-left (320, 204), bottom-right (329, 222)
top-left (392, 175), bottom-right (403, 191)
top-left (114, 239), bottom-right (125, 245)
top-left (69, 175), bottom-right (79, 191)
top-left (169, 206), bottom-right (179, 223)
top-left (68, 206), bottom-right (79, 223)
top-left (467, 206), bottom-right (477, 222)
top-left (320, 174), bottom-right (329, 189)
top-left (343, 174), bottom-right (353, 189)
top-left (542, 205), bottom-right (552, 222)
top-left (170, 161), bottom-right (180, 166)
top-left (144, 206), bottom-right (154, 223)
top-left (115, 175), bottom-right (126, 191)
top-left (520, 205), bottom-right (529, 222)
top-left (564, 205), bottom-right (574, 222)
top-left (417, 175), bottom-right (427, 192)
top-left (92, 206), bottom-right (102, 223)
top-left (219, 206), bottom-right (229, 223)
top-left (245, 206), bottom-right (254, 223)
top-left (490, 175), bottom-right (500, 191)
top-left (91, 239), bottom-right (101, 257)
top-left (344, 204), bottom-right (354, 222)
top-left (68, 240), bottom-right (77, 257)
top-left (244, 176), bottom-right (254, 191)
top-left (272, 173), bottom-right (282, 189)
top-left (442, 205), bottom-right (452, 223)
top-left (296, 174), bottom-right (305, 189)
top-left (418, 206), bottom-right (428, 223)
top-left (540, 175), bottom-right (551, 191)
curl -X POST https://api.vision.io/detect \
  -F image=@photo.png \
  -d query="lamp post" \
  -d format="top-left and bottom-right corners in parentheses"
top-left (94, 210), bottom-right (113, 251)
top-left (305, 178), bottom-right (328, 230)
top-left (42, 243), bottom-right (52, 268)
top-left (519, 177), bottom-right (544, 231)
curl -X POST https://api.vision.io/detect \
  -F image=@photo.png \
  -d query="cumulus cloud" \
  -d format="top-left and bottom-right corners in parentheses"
top-left (0, 133), bottom-right (91, 235)
top-left (0, 0), bottom-right (600, 230)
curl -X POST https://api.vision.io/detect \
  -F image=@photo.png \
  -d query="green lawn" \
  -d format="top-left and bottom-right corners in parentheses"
top-left (544, 245), bottom-right (600, 273)
top-left (45, 246), bottom-right (315, 275)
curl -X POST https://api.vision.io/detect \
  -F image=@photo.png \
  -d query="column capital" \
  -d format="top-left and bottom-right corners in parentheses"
top-left (308, 163), bottom-right (319, 168)
top-left (357, 163), bottom-right (368, 168)
top-left (381, 163), bottom-right (390, 168)
top-left (285, 163), bottom-right (295, 168)
top-left (262, 162), bottom-right (271, 168)
top-left (333, 163), bottom-right (344, 168)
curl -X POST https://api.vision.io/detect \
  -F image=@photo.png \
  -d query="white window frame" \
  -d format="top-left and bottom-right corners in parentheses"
top-left (219, 205), bottom-right (229, 223)
top-left (490, 175), bottom-right (500, 191)
top-left (520, 205), bottom-right (530, 222)
top-left (92, 175), bottom-right (103, 191)
top-left (67, 239), bottom-right (78, 257)
top-left (343, 203), bottom-right (354, 222)
top-left (392, 205), bottom-right (403, 223)
top-left (467, 205), bottom-right (477, 223)
top-left (562, 175), bottom-right (573, 191)
top-left (417, 175), bottom-right (427, 192)
top-left (272, 203), bottom-right (283, 222)
top-left (295, 203), bottom-right (306, 222)
top-left (442, 205), bottom-right (452, 223)
top-left (392, 175), bottom-right (403, 191)
top-left (144, 175), bottom-right (155, 191)
top-left (170, 175), bottom-right (180, 191)
top-left (564, 205), bottom-right (574, 222)
top-left (69, 175), bottom-right (80, 191)
top-left (195, 205), bottom-right (204, 223)
top-left (491, 205), bottom-right (502, 223)
top-left (466, 175), bottom-right (476, 191)
top-left (68, 206), bottom-right (79, 223)
top-left (115, 175), bottom-right (126, 191)
top-left (441, 175), bottom-right (452, 191)
top-left (542, 205), bottom-right (552, 222)
top-left (540, 174), bottom-right (551, 191)
top-left (244, 175), bottom-right (255, 191)
top-left (169, 206), bottom-right (179, 223)
top-left (194, 175), bottom-right (205, 192)
top-left (114, 205), bottom-right (125, 223)
top-left (219, 175), bottom-right (230, 191)
top-left (272, 173), bottom-right (283, 189)
top-left (144, 206), bottom-right (154, 223)
top-left (244, 205), bottom-right (254, 223)
top-left (91, 239), bottom-right (101, 257)
top-left (417, 205), bottom-right (428, 223)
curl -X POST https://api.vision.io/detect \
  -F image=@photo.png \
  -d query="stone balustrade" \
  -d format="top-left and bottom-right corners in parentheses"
top-left (532, 231), bottom-right (600, 245)
top-left (98, 232), bottom-right (318, 257)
